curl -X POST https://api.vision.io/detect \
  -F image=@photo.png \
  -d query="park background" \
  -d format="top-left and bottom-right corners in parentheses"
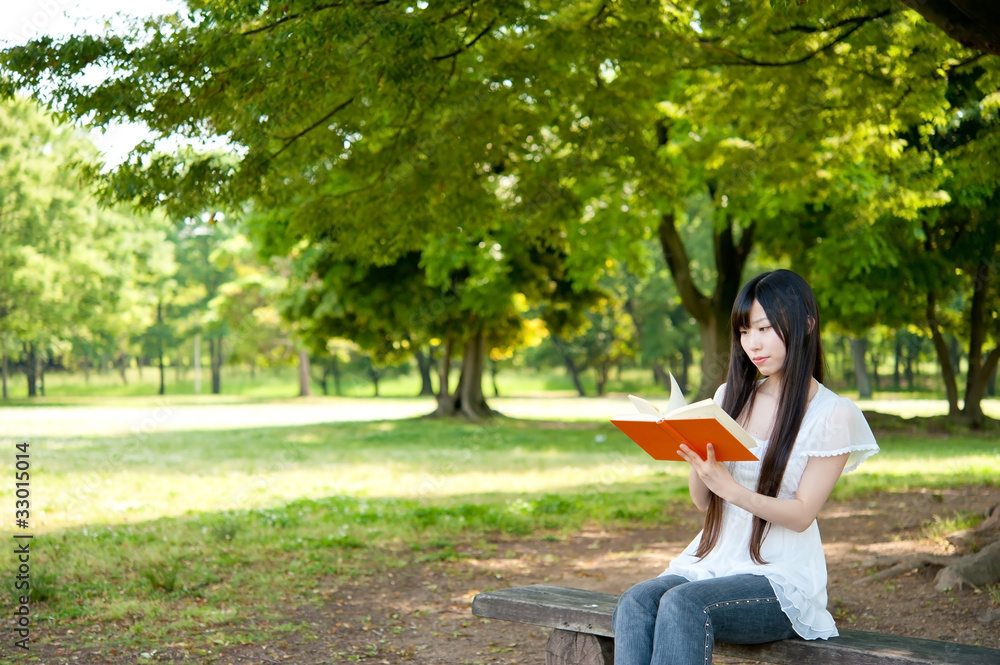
top-left (1, 1), bottom-right (1000, 664)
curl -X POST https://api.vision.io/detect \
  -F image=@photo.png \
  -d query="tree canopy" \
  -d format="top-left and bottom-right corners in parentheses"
top-left (1, 0), bottom-right (997, 416)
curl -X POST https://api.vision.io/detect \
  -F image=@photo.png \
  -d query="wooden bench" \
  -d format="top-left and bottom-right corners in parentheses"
top-left (471, 584), bottom-right (1000, 665)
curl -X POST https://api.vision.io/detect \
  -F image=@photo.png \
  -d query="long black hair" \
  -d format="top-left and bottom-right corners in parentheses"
top-left (695, 269), bottom-right (824, 564)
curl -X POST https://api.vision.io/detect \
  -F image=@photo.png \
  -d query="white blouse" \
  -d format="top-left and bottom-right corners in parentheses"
top-left (663, 382), bottom-right (879, 639)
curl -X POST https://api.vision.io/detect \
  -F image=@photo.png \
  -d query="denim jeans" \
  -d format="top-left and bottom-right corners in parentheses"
top-left (611, 574), bottom-right (797, 665)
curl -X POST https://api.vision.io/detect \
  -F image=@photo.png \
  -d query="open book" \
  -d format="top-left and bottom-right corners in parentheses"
top-left (610, 374), bottom-right (759, 462)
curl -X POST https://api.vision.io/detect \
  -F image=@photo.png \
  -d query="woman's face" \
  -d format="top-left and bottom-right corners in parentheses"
top-left (739, 299), bottom-right (787, 378)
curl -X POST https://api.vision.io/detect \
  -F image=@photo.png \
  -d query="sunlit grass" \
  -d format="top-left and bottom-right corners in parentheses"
top-left (856, 397), bottom-right (1000, 419)
top-left (5, 416), bottom-right (998, 533)
top-left (921, 511), bottom-right (985, 546)
top-left (2, 402), bottom-right (997, 657)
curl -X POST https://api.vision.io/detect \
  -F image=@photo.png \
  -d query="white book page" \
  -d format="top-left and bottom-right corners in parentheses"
top-left (626, 373), bottom-right (688, 418)
top-left (663, 373), bottom-right (687, 414)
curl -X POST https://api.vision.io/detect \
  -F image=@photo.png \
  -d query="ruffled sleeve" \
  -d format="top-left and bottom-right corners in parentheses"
top-left (713, 383), bottom-right (727, 406)
top-left (797, 394), bottom-right (879, 473)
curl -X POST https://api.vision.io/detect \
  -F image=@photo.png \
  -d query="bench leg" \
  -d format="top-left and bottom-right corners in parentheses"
top-left (545, 628), bottom-right (614, 665)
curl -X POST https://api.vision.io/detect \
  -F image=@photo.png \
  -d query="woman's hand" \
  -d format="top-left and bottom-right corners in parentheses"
top-left (681, 445), bottom-right (851, 532)
top-left (679, 443), bottom-right (737, 501)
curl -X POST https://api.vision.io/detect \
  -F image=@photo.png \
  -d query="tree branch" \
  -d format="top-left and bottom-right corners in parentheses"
top-left (240, 1), bottom-right (389, 36)
top-left (926, 287), bottom-right (960, 414)
top-left (437, 6), bottom-right (471, 24)
top-left (269, 96), bottom-right (355, 161)
top-left (773, 13), bottom-right (892, 35)
top-left (736, 220), bottom-right (755, 260)
top-left (950, 53), bottom-right (987, 70)
top-left (589, 2), bottom-right (609, 26)
top-left (241, 3), bottom-right (345, 36)
top-left (432, 18), bottom-right (497, 61)
top-left (658, 213), bottom-right (711, 323)
top-left (983, 346), bottom-right (1000, 389)
top-left (701, 9), bottom-right (892, 67)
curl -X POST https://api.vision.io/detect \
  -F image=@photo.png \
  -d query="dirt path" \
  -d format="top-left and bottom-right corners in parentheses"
top-left (28, 487), bottom-right (1000, 664)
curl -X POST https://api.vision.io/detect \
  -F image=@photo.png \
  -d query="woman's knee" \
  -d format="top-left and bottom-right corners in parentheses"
top-left (657, 582), bottom-right (709, 618)
top-left (614, 578), bottom-right (676, 624)
top-left (616, 580), bottom-right (657, 617)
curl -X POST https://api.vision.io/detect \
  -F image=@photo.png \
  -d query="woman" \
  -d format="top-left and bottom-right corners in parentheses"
top-left (612, 269), bottom-right (879, 665)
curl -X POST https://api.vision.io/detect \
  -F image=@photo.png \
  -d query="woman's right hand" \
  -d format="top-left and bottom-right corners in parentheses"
top-left (680, 443), bottom-right (735, 511)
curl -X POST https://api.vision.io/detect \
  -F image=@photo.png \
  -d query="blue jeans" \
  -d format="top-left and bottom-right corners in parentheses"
top-left (612, 574), bottom-right (797, 665)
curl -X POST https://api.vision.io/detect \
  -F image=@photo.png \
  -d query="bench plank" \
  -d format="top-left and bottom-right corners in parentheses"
top-left (472, 585), bottom-right (617, 636)
top-left (472, 585), bottom-right (1000, 665)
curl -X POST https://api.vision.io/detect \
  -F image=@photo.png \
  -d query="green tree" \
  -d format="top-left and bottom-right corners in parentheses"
top-left (0, 97), bottom-right (171, 397)
top-left (774, 53), bottom-right (1000, 426)
top-left (279, 237), bottom-right (601, 418)
top-left (1, 0), bottom-right (992, 404)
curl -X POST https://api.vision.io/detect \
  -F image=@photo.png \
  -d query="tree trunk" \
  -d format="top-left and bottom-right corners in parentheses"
top-left (430, 333), bottom-right (496, 420)
top-left (927, 292), bottom-right (961, 416)
top-left (595, 362), bottom-right (608, 396)
top-left (2, 349), bottom-right (8, 400)
top-left (332, 356), bottom-right (343, 396)
top-left (658, 212), bottom-right (753, 401)
top-left (157, 302), bottom-right (166, 396)
top-left (651, 363), bottom-right (671, 391)
top-left (414, 348), bottom-right (435, 396)
top-left (870, 349), bottom-right (881, 392)
top-left (850, 337), bottom-right (872, 399)
top-left (298, 349), bottom-right (311, 397)
top-left (158, 351), bottom-right (166, 395)
top-left (210, 336), bottom-right (222, 394)
top-left (318, 359), bottom-right (330, 396)
top-left (490, 357), bottom-right (500, 397)
top-left (434, 338), bottom-right (458, 416)
top-left (565, 356), bottom-right (586, 397)
top-left (857, 504), bottom-right (1000, 602)
top-left (962, 345), bottom-right (1000, 428)
top-left (696, 310), bottom-right (732, 400)
top-left (37, 350), bottom-right (44, 397)
top-left (25, 343), bottom-right (37, 398)
top-left (961, 274), bottom-right (1000, 428)
top-left (963, 358), bottom-right (993, 427)
top-left (838, 336), bottom-right (852, 384)
top-left (934, 539), bottom-right (1000, 592)
top-left (679, 344), bottom-right (693, 395)
top-left (117, 354), bottom-right (129, 385)
top-left (552, 335), bottom-right (586, 397)
top-left (193, 333), bottom-right (202, 394)
top-left (457, 330), bottom-right (494, 420)
top-left (948, 334), bottom-right (962, 381)
top-left (893, 333), bottom-right (902, 390)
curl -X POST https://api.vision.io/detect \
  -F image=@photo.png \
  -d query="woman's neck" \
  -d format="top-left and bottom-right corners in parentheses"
top-left (758, 376), bottom-right (819, 402)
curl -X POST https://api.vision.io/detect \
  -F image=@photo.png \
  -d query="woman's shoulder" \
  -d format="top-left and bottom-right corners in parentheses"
top-left (800, 383), bottom-right (880, 468)
top-left (811, 383), bottom-right (866, 418)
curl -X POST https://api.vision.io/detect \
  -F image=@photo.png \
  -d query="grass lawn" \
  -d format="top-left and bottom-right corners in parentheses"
top-left (2, 400), bottom-right (998, 658)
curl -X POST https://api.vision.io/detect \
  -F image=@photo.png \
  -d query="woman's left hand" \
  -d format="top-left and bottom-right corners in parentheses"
top-left (678, 443), bottom-right (736, 498)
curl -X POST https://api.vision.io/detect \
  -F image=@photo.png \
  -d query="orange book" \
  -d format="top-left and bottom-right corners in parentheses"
top-left (611, 375), bottom-right (759, 462)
